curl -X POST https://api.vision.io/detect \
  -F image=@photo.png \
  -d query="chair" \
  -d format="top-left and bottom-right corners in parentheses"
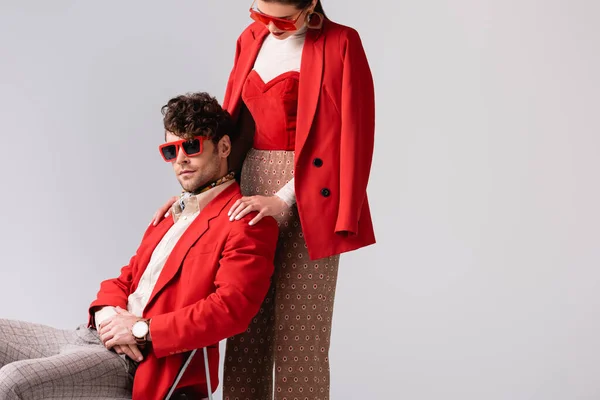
top-left (164, 347), bottom-right (212, 400)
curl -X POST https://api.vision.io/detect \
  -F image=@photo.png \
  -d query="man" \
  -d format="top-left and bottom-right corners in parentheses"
top-left (0, 92), bottom-right (279, 399)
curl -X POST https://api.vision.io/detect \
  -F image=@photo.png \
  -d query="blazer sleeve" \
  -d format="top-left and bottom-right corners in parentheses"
top-left (223, 29), bottom-right (257, 177)
top-left (222, 35), bottom-right (242, 111)
top-left (87, 255), bottom-right (136, 328)
top-left (335, 28), bottom-right (376, 235)
top-left (87, 224), bottom-right (154, 328)
top-left (149, 215), bottom-right (278, 359)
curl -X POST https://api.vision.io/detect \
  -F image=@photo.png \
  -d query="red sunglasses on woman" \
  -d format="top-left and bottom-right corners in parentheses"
top-left (249, 0), bottom-right (306, 31)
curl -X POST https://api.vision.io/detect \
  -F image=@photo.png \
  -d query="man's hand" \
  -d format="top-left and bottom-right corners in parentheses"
top-left (113, 344), bottom-right (144, 362)
top-left (99, 306), bottom-right (141, 358)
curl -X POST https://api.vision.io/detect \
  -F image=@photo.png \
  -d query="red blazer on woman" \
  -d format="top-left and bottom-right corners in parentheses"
top-left (223, 20), bottom-right (376, 260)
top-left (88, 183), bottom-right (278, 399)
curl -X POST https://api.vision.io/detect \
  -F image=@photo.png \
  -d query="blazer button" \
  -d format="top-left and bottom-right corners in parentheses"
top-left (313, 158), bottom-right (323, 167)
top-left (321, 188), bottom-right (331, 197)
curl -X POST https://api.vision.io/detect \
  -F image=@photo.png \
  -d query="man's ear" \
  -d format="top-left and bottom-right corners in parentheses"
top-left (219, 135), bottom-right (232, 158)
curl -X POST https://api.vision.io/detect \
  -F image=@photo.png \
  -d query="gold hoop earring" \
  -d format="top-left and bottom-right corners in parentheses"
top-left (305, 10), bottom-right (324, 29)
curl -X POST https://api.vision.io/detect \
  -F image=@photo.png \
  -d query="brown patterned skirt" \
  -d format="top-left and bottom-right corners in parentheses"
top-left (223, 149), bottom-right (340, 400)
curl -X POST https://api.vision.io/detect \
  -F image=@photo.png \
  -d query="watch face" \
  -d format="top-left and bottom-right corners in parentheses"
top-left (132, 321), bottom-right (149, 338)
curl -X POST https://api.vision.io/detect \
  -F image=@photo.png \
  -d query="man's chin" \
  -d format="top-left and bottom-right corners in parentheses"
top-left (179, 179), bottom-right (205, 194)
top-left (178, 180), bottom-right (196, 193)
top-left (180, 184), bottom-right (196, 193)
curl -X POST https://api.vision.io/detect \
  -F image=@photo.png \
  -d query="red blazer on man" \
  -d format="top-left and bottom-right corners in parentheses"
top-left (223, 20), bottom-right (376, 260)
top-left (88, 183), bottom-right (278, 399)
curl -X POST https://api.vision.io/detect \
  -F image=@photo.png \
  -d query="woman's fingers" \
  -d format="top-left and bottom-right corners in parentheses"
top-left (230, 199), bottom-right (253, 221)
top-left (233, 204), bottom-right (256, 221)
top-left (152, 196), bottom-right (178, 226)
top-left (228, 199), bottom-right (243, 217)
top-left (249, 211), bottom-right (266, 226)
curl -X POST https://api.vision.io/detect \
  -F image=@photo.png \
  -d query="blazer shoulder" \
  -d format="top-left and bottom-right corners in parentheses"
top-left (237, 22), bottom-right (266, 44)
top-left (322, 20), bottom-right (365, 56)
top-left (230, 211), bottom-right (279, 239)
top-left (323, 20), bottom-right (361, 40)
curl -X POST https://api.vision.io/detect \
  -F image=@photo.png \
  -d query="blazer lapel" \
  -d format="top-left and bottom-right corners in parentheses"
top-left (132, 218), bottom-right (174, 291)
top-left (143, 184), bottom-right (240, 312)
top-left (295, 27), bottom-right (325, 161)
top-left (229, 25), bottom-right (270, 119)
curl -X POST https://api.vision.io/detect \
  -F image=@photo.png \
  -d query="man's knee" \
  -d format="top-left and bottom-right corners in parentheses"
top-left (0, 341), bottom-right (34, 370)
top-left (0, 341), bottom-right (11, 368)
top-left (0, 362), bottom-right (29, 397)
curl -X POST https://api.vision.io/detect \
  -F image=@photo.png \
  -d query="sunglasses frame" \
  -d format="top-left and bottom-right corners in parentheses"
top-left (249, 0), bottom-right (306, 31)
top-left (159, 138), bottom-right (205, 162)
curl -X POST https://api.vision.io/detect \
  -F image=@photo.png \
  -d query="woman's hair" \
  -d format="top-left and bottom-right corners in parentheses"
top-left (263, 0), bottom-right (327, 18)
top-left (161, 92), bottom-right (233, 145)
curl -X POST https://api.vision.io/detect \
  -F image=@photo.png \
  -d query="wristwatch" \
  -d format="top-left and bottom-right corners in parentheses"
top-left (131, 319), bottom-right (150, 346)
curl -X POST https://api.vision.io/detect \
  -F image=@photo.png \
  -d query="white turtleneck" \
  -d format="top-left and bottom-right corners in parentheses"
top-left (253, 27), bottom-right (307, 206)
top-left (254, 26), bottom-right (306, 83)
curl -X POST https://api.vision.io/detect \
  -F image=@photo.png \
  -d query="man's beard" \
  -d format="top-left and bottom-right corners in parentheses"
top-left (180, 173), bottom-right (211, 193)
top-left (179, 163), bottom-right (220, 194)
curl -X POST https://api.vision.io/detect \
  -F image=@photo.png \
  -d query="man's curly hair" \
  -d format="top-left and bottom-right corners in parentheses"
top-left (161, 92), bottom-right (233, 144)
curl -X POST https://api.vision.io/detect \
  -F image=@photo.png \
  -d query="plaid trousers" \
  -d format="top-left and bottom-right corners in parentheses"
top-left (0, 319), bottom-right (133, 399)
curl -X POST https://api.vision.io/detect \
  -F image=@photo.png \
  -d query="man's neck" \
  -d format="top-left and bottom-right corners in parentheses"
top-left (189, 171), bottom-right (235, 196)
top-left (176, 175), bottom-right (235, 217)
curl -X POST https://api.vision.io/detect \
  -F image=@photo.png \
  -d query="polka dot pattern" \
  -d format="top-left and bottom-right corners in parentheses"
top-left (223, 149), bottom-right (340, 400)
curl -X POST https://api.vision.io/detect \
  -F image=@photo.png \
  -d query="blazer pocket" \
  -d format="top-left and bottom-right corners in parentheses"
top-left (321, 84), bottom-right (340, 117)
top-left (187, 242), bottom-right (217, 256)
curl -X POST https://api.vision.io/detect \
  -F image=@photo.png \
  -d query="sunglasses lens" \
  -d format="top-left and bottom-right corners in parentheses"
top-left (273, 19), bottom-right (296, 31)
top-left (250, 11), bottom-right (264, 24)
top-left (161, 144), bottom-right (177, 161)
top-left (182, 139), bottom-right (201, 156)
top-left (250, 10), bottom-right (296, 31)
top-left (250, 10), bottom-right (270, 26)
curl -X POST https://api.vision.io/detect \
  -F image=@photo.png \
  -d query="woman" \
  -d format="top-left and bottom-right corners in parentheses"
top-left (153, 1), bottom-right (375, 398)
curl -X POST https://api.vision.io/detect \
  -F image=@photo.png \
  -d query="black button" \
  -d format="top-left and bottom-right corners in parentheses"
top-left (313, 158), bottom-right (323, 167)
top-left (321, 188), bottom-right (331, 197)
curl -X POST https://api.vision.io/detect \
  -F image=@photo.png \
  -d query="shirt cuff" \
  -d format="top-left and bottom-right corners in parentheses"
top-left (94, 306), bottom-right (117, 329)
top-left (275, 178), bottom-right (296, 206)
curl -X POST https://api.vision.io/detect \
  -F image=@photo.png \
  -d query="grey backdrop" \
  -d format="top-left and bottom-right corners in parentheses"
top-left (1, 1), bottom-right (599, 399)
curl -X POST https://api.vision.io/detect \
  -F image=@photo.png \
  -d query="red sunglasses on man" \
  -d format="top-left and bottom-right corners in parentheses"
top-left (158, 137), bottom-right (206, 162)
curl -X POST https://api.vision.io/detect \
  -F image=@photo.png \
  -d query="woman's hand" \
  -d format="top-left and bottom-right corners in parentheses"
top-left (228, 195), bottom-right (288, 225)
top-left (151, 196), bottom-right (178, 226)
